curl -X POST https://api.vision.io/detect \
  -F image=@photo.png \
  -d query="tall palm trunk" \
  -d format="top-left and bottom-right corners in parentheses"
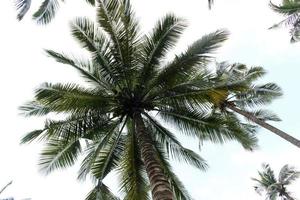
top-left (226, 104), bottom-right (300, 148)
top-left (133, 113), bottom-right (174, 200)
top-left (284, 192), bottom-right (295, 200)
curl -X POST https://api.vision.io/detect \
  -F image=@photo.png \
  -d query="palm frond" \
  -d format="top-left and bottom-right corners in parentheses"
top-left (139, 14), bottom-right (187, 86)
top-left (20, 129), bottom-right (45, 144)
top-left (90, 118), bottom-right (127, 179)
top-left (152, 29), bottom-right (229, 88)
top-left (270, 0), bottom-right (300, 15)
top-left (278, 164), bottom-right (300, 185)
top-left (85, 183), bottom-right (120, 200)
top-left (31, 82), bottom-right (112, 114)
top-left (45, 49), bottom-right (110, 88)
top-left (38, 136), bottom-right (82, 174)
top-left (15, 0), bottom-right (32, 20)
top-left (118, 120), bottom-right (150, 200)
top-left (78, 121), bottom-right (120, 181)
top-left (85, 0), bottom-right (95, 6)
top-left (144, 113), bottom-right (208, 170)
top-left (248, 109), bottom-right (281, 122)
top-left (32, 0), bottom-right (60, 25)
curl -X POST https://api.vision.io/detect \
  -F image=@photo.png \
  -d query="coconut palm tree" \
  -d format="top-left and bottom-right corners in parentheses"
top-left (210, 62), bottom-right (300, 148)
top-left (269, 0), bottom-right (300, 42)
top-left (20, 0), bottom-right (259, 199)
top-left (15, 0), bottom-right (95, 24)
top-left (252, 163), bottom-right (300, 200)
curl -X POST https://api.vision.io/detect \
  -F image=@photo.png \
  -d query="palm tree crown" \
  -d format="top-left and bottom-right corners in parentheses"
top-left (252, 164), bottom-right (300, 200)
top-left (20, 0), bottom-right (260, 199)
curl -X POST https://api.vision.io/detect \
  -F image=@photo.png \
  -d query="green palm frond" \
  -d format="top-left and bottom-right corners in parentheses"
top-left (118, 120), bottom-right (150, 200)
top-left (90, 118), bottom-right (127, 179)
top-left (33, 0), bottom-right (60, 25)
top-left (20, 129), bottom-right (45, 144)
top-left (144, 114), bottom-right (208, 170)
top-left (270, 0), bottom-right (300, 15)
top-left (31, 82), bottom-right (111, 114)
top-left (269, 0), bottom-right (300, 42)
top-left (158, 106), bottom-right (258, 150)
top-left (78, 120), bottom-right (120, 180)
top-left (45, 49), bottom-right (111, 88)
top-left (247, 109), bottom-right (281, 122)
top-left (234, 83), bottom-right (282, 108)
top-left (85, 0), bottom-right (95, 6)
top-left (139, 14), bottom-right (187, 86)
top-left (85, 183), bottom-right (120, 200)
top-left (38, 136), bottom-right (82, 174)
top-left (15, 0), bottom-right (31, 20)
top-left (152, 29), bottom-right (229, 88)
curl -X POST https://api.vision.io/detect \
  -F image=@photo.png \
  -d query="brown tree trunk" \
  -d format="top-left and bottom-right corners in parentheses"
top-left (133, 113), bottom-right (174, 200)
top-left (226, 104), bottom-right (300, 148)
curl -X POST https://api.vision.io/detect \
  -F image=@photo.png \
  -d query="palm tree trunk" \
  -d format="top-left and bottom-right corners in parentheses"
top-left (226, 104), bottom-right (300, 148)
top-left (283, 192), bottom-right (295, 200)
top-left (133, 113), bottom-right (174, 200)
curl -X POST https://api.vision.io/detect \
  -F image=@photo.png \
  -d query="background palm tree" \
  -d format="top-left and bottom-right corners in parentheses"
top-left (210, 62), bottom-right (300, 148)
top-left (252, 163), bottom-right (300, 200)
top-left (269, 0), bottom-right (300, 42)
top-left (20, 0), bottom-right (260, 199)
top-left (15, 0), bottom-right (95, 24)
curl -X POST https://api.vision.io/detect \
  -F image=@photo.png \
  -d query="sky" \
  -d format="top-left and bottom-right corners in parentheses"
top-left (0, 0), bottom-right (300, 199)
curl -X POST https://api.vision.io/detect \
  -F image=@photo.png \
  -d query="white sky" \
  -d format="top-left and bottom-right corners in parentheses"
top-left (0, 0), bottom-right (300, 199)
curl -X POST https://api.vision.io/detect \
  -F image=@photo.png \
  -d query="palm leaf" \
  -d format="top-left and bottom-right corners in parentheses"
top-left (15, 0), bottom-right (32, 20)
top-left (32, 0), bottom-right (60, 25)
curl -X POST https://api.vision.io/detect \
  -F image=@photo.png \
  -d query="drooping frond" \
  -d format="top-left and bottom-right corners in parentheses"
top-left (247, 109), bottom-right (281, 122)
top-left (118, 120), bottom-right (150, 200)
top-left (158, 106), bottom-right (258, 150)
top-left (144, 114), bottom-right (208, 170)
top-left (234, 83), bottom-right (282, 108)
top-left (90, 118), bottom-right (127, 180)
top-left (15, 0), bottom-right (32, 20)
top-left (38, 136), bottom-right (82, 174)
top-left (32, 0), bottom-right (60, 25)
top-left (20, 129), bottom-right (45, 144)
top-left (78, 120), bottom-right (120, 180)
top-left (85, 183), bottom-right (120, 200)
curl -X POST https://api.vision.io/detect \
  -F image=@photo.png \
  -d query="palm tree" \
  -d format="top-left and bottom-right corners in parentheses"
top-left (15, 0), bottom-right (95, 24)
top-left (210, 62), bottom-right (300, 148)
top-left (269, 0), bottom-right (300, 42)
top-left (252, 163), bottom-right (300, 200)
top-left (20, 0), bottom-right (260, 199)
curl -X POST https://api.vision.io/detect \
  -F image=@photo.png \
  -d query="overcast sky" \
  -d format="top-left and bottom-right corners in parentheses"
top-left (1, 0), bottom-right (300, 200)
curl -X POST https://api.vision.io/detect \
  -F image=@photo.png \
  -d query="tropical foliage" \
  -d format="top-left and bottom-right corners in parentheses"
top-left (269, 0), bottom-right (300, 42)
top-left (209, 62), bottom-right (300, 148)
top-left (252, 164), bottom-right (300, 200)
top-left (20, 0), bottom-right (262, 199)
top-left (15, 0), bottom-right (95, 24)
